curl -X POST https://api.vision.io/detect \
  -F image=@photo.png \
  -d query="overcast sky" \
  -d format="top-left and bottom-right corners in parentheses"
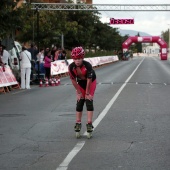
top-left (93, 0), bottom-right (170, 36)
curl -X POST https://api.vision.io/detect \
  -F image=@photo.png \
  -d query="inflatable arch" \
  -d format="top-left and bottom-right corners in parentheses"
top-left (122, 36), bottom-right (168, 60)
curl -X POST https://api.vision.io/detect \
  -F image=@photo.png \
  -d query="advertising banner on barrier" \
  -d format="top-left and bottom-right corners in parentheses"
top-left (0, 66), bottom-right (18, 88)
top-left (51, 60), bottom-right (69, 75)
top-left (51, 56), bottom-right (118, 76)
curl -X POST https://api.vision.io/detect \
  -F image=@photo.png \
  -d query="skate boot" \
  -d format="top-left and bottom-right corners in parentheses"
top-left (86, 123), bottom-right (94, 139)
top-left (74, 123), bottom-right (82, 138)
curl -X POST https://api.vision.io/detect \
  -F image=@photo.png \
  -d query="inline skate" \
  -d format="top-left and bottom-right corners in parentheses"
top-left (74, 123), bottom-right (82, 138)
top-left (86, 123), bottom-right (94, 139)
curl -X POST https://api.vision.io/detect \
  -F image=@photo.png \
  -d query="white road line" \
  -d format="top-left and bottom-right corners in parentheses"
top-left (164, 83), bottom-right (167, 86)
top-left (56, 57), bottom-right (145, 170)
top-left (56, 141), bottom-right (85, 170)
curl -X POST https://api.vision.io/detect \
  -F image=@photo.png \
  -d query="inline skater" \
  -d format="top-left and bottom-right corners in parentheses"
top-left (68, 46), bottom-right (97, 138)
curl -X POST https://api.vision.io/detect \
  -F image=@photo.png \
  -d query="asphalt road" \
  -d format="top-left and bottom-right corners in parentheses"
top-left (0, 55), bottom-right (170, 170)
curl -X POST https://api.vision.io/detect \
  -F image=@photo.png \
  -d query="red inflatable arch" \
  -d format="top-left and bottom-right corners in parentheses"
top-left (122, 36), bottom-right (168, 60)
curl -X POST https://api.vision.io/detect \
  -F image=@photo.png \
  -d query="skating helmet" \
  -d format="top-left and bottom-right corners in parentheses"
top-left (71, 46), bottom-right (85, 59)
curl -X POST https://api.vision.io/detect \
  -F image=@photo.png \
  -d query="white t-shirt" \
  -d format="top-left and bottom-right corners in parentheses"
top-left (1, 50), bottom-right (10, 65)
top-left (20, 50), bottom-right (32, 68)
top-left (37, 52), bottom-right (44, 63)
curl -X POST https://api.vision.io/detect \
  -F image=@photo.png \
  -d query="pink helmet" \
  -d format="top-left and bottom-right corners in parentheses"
top-left (71, 46), bottom-right (85, 59)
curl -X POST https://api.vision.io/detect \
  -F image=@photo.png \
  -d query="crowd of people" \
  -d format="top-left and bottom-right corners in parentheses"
top-left (27, 44), bottom-right (68, 76)
top-left (0, 42), bottom-right (68, 90)
top-left (22, 44), bottom-right (68, 89)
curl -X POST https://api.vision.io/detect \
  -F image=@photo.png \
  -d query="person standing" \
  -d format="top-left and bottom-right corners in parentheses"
top-left (20, 47), bottom-right (32, 89)
top-left (68, 46), bottom-right (97, 138)
top-left (44, 50), bottom-right (52, 80)
top-left (0, 45), bottom-right (4, 67)
top-left (27, 43), bottom-right (38, 62)
top-left (27, 43), bottom-right (38, 78)
top-left (62, 49), bottom-right (69, 65)
top-left (36, 48), bottom-right (45, 74)
top-left (0, 45), bottom-right (10, 66)
top-left (51, 46), bottom-right (57, 61)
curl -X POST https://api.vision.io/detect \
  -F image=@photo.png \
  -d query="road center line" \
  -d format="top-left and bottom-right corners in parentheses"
top-left (56, 57), bottom-right (145, 170)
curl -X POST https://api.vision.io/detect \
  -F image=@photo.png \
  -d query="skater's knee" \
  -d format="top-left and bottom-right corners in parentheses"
top-left (76, 99), bottom-right (85, 112)
top-left (86, 99), bottom-right (94, 111)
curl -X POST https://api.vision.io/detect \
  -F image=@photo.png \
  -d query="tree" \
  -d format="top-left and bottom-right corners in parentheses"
top-left (0, 0), bottom-right (26, 40)
top-left (0, 1), bottom-right (123, 54)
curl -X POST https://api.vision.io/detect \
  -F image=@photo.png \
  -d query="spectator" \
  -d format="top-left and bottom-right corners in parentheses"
top-left (0, 51), bottom-right (4, 68)
top-left (60, 49), bottom-right (67, 60)
top-left (62, 49), bottom-right (69, 65)
top-left (51, 46), bottom-right (57, 61)
top-left (54, 49), bottom-right (61, 60)
top-left (36, 48), bottom-right (45, 74)
top-left (20, 47), bottom-right (32, 89)
top-left (0, 45), bottom-right (3, 66)
top-left (0, 45), bottom-right (10, 65)
top-left (45, 47), bottom-right (50, 54)
top-left (27, 43), bottom-right (38, 79)
top-left (27, 43), bottom-right (38, 62)
top-left (44, 50), bottom-right (52, 80)
top-left (55, 48), bottom-right (66, 60)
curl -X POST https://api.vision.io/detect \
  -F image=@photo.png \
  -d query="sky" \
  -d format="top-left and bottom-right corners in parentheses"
top-left (93, 0), bottom-right (170, 36)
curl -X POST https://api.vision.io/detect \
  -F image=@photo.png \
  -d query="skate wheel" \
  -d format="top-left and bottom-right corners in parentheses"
top-left (76, 132), bottom-right (81, 138)
top-left (87, 132), bottom-right (92, 139)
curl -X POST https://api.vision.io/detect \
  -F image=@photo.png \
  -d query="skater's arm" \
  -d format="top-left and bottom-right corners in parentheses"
top-left (86, 78), bottom-right (92, 95)
top-left (71, 79), bottom-right (83, 101)
top-left (71, 79), bottom-right (81, 94)
top-left (85, 62), bottom-right (94, 96)
top-left (85, 78), bottom-right (93, 101)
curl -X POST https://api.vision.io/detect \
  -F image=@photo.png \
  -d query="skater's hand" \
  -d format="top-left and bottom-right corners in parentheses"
top-left (85, 94), bottom-right (93, 101)
top-left (77, 92), bottom-right (83, 101)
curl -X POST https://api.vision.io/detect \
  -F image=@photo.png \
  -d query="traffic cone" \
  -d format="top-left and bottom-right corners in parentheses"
top-left (58, 78), bottom-right (61, 85)
top-left (45, 78), bottom-right (49, 87)
top-left (57, 79), bottom-right (59, 86)
top-left (49, 78), bottom-right (52, 86)
top-left (53, 78), bottom-right (58, 86)
top-left (51, 79), bottom-right (55, 86)
top-left (39, 79), bottom-right (43, 87)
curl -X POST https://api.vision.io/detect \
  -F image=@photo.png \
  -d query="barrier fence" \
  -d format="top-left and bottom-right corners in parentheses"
top-left (51, 55), bottom-right (118, 76)
top-left (0, 56), bottom-right (118, 93)
top-left (0, 66), bottom-right (20, 93)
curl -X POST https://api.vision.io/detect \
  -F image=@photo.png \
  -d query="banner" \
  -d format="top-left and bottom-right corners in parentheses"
top-left (0, 66), bottom-right (18, 88)
top-left (51, 55), bottom-right (118, 76)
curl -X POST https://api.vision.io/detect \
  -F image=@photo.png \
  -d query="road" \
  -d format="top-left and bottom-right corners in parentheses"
top-left (0, 55), bottom-right (170, 170)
